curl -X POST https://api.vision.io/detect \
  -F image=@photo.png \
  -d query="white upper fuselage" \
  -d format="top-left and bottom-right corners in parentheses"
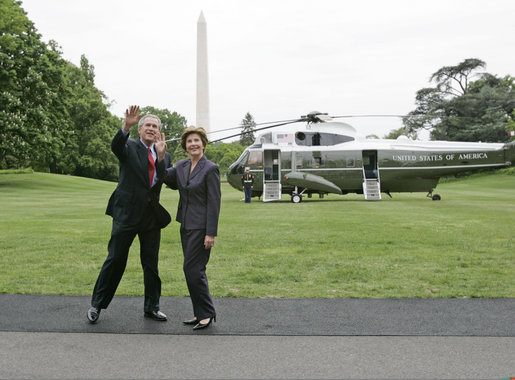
top-left (253, 121), bottom-right (505, 153)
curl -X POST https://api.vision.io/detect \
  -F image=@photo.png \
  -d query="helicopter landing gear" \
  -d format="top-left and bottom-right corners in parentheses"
top-left (427, 191), bottom-right (441, 201)
top-left (291, 187), bottom-right (305, 203)
top-left (291, 193), bottom-right (302, 203)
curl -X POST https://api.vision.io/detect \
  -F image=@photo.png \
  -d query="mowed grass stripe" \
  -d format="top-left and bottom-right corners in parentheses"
top-left (0, 170), bottom-right (513, 298)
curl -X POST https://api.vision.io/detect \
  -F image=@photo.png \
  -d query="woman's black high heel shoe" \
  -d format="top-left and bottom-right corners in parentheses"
top-left (183, 318), bottom-right (198, 325)
top-left (193, 316), bottom-right (216, 330)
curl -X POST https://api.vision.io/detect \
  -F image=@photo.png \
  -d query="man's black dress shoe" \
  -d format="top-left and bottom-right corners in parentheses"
top-left (87, 307), bottom-right (100, 323)
top-left (193, 316), bottom-right (216, 330)
top-left (144, 310), bottom-right (167, 321)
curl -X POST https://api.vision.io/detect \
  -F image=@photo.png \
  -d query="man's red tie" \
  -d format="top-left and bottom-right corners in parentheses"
top-left (148, 148), bottom-right (155, 188)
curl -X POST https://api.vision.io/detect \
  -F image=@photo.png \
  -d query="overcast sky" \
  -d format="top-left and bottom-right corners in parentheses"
top-left (21, 0), bottom-right (515, 140)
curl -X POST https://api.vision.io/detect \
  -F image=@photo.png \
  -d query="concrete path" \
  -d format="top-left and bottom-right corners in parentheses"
top-left (0, 295), bottom-right (513, 379)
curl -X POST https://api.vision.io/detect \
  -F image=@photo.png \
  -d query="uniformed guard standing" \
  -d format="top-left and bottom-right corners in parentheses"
top-left (241, 167), bottom-right (254, 203)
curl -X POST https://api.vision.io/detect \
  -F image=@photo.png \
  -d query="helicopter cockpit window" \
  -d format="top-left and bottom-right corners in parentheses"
top-left (247, 150), bottom-right (263, 169)
top-left (229, 150), bottom-right (249, 175)
top-left (295, 132), bottom-right (354, 146)
top-left (259, 133), bottom-right (273, 144)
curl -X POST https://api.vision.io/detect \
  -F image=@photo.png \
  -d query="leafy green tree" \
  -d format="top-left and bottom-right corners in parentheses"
top-left (403, 58), bottom-right (515, 142)
top-left (239, 112), bottom-right (256, 146)
top-left (383, 127), bottom-right (416, 140)
top-left (0, 0), bottom-right (69, 169)
top-left (171, 144), bottom-right (188, 164)
top-left (0, 1), bottom-right (189, 180)
top-left (57, 55), bottom-right (120, 180)
top-left (430, 58), bottom-right (485, 97)
top-left (205, 141), bottom-right (244, 176)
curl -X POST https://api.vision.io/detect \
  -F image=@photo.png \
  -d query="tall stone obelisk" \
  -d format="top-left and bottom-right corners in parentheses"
top-left (196, 11), bottom-right (210, 134)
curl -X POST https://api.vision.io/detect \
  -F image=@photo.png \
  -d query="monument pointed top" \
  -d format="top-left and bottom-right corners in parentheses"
top-left (198, 11), bottom-right (206, 23)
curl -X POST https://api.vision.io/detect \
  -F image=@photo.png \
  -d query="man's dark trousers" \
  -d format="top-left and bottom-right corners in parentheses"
top-left (244, 187), bottom-right (252, 203)
top-left (91, 203), bottom-right (162, 313)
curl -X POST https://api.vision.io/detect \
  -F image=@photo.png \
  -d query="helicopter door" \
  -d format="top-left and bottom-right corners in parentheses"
top-left (362, 150), bottom-right (381, 200)
top-left (263, 149), bottom-right (281, 202)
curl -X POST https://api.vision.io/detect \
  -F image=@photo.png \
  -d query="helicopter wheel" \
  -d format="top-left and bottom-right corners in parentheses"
top-left (432, 194), bottom-right (441, 201)
top-left (291, 193), bottom-right (302, 203)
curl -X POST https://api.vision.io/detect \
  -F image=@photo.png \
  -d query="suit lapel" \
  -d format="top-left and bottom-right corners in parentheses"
top-left (189, 156), bottom-right (206, 182)
top-left (178, 160), bottom-right (190, 186)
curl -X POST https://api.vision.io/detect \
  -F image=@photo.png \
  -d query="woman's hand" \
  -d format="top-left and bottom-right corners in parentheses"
top-left (204, 235), bottom-right (215, 250)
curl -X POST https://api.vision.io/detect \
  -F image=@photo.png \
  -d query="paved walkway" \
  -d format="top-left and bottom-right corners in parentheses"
top-left (0, 295), bottom-right (513, 379)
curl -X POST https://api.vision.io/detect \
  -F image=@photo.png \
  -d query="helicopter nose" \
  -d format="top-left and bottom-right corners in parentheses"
top-left (228, 161), bottom-right (240, 175)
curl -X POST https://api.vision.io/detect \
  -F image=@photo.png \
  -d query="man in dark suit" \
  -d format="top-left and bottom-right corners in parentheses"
top-left (87, 105), bottom-right (172, 323)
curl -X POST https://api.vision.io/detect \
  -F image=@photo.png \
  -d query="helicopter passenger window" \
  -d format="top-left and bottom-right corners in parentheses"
top-left (312, 133), bottom-right (321, 146)
top-left (346, 158), bottom-right (355, 168)
top-left (296, 132), bottom-right (306, 142)
top-left (281, 152), bottom-right (292, 169)
top-left (324, 152), bottom-right (344, 168)
top-left (297, 152), bottom-right (323, 168)
top-left (295, 132), bottom-right (354, 146)
top-left (314, 157), bottom-right (323, 168)
top-left (247, 150), bottom-right (263, 168)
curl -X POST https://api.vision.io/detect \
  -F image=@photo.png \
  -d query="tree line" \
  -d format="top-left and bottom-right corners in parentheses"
top-left (388, 58), bottom-right (515, 141)
top-left (1, 0), bottom-right (513, 182)
top-left (0, 0), bottom-right (251, 179)
top-left (1, 0), bottom-right (123, 179)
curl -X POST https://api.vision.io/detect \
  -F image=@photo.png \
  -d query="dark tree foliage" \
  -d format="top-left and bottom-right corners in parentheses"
top-left (0, 0), bottom-right (69, 169)
top-left (383, 126), bottom-right (416, 140)
top-left (403, 58), bottom-right (515, 142)
top-left (204, 141), bottom-right (245, 176)
top-left (239, 112), bottom-right (256, 146)
top-left (58, 56), bottom-right (121, 180)
top-left (0, 1), bottom-right (187, 181)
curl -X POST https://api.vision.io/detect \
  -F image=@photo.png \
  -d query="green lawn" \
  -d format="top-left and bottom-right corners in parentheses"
top-left (0, 170), bottom-right (513, 298)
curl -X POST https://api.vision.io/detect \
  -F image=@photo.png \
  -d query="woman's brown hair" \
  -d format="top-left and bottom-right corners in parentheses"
top-left (180, 126), bottom-right (209, 151)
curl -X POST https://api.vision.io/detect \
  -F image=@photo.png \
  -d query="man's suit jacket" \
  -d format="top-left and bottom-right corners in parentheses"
top-left (164, 155), bottom-right (221, 236)
top-left (106, 129), bottom-right (172, 228)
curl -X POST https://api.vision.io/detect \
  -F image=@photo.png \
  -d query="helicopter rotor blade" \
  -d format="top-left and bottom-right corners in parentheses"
top-left (164, 113), bottom-right (429, 144)
top-left (329, 114), bottom-right (408, 119)
top-left (165, 118), bottom-right (304, 143)
top-left (210, 119), bottom-right (304, 144)
top-left (206, 118), bottom-right (304, 135)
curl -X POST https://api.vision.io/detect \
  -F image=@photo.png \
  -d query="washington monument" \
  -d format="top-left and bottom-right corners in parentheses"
top-left (196, 11), bottom-right (210, 134)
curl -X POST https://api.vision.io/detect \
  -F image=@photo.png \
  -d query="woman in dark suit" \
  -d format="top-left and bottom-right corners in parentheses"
top-left (164, 127), bottom-right (221, 330)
